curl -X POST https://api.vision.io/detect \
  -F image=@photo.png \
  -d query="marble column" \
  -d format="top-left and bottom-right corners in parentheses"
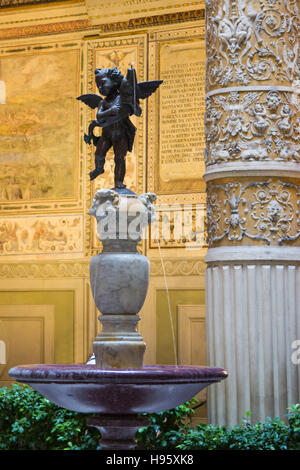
top-left (204, 0), bottom-right (300, 425)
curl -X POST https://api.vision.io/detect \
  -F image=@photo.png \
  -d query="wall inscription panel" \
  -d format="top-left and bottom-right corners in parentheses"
top-left (159, 41), bottom-right (206, 191)
top-left (148, 26), bottom-right (206, 198)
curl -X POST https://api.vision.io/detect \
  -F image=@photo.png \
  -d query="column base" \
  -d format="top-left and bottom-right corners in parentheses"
top-left (206, 251), bottom-right (300, 425)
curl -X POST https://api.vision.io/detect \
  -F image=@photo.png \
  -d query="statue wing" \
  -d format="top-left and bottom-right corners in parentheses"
top-left (77, 94), bottom-right (102, 109)
top-left (122, 68), bottom-right (163, 117)
top-left (137, 80), bottom-right (163, 99)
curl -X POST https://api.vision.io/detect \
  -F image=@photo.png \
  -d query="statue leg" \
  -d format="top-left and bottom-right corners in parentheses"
top-left (113, 138), bottom-right (128, 189)
top-left (90, 136), bottom-right (111, 181)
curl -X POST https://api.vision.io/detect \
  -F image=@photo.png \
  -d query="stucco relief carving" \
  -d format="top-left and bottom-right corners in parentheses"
top-left (204, 90), bottom-right (300, 165)
top-left (0, 215), bottom-right (83, 255)
top-left (206, 179), bottom-right (300, 246)
top-left (205, 0), bottom-right (299, 87)
top-left (150, 258), bottom-right (206, 276)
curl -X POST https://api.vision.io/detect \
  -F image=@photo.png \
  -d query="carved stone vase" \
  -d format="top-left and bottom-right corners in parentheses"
top-left (89, 188), bottom-right (156, 369)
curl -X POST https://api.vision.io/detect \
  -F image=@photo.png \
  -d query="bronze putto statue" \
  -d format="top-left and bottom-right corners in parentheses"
top-left (77, 65), bottom-right (162, 189)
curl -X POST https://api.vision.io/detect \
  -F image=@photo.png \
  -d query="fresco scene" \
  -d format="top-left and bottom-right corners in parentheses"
top-left (0, 49), bottom-right (79, 202)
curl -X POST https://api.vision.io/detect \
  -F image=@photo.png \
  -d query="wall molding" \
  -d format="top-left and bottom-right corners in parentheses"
top-left (150, 258), bottom-right (206, 277)
top-left (0, 261), bottom-right (90, 279)
top-left (0, 258), bottom-right (207, 278)
top-left (0, 9), bottom-right (203, 40)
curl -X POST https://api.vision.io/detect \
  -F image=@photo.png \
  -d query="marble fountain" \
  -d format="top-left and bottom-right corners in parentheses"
top-left (9, 188), bottom-right (227, 450)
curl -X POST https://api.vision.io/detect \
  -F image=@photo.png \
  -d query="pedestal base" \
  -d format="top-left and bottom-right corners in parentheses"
top-left (93, 315), bottom-right (146, 369)
top-left (87, 415), bottom-right (149, 450)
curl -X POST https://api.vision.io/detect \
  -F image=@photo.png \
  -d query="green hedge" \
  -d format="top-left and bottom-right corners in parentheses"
top-left (0, 384), bottom-right (299, 450)
top-left (136, 403), bottom-right (300, 451)
top-left (0, 384), bottom-right (101, 450)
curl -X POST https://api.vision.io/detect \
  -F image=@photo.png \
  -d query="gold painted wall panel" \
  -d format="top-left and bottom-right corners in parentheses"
top-left (0, 289), bottom-right (74, 365)
top-left (0, 48), bottom-right (81, 206)
top-left (156, 288), bottom-right (205, 364)
top-left (0, 3), bottom-right (207, 370)
top-left (0, 304), bottom-right (54, 386)
top-left (206, 177), bottom-right (300, 247)
top-left (146, 24), bottom-right (207, 255)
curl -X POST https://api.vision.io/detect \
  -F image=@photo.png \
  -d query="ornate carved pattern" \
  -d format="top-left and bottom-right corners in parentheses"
top-left (155, 193), bottom-right (206, 205)
top-left (205, 0), bottom-right (299, 89)
top-left (205, 89), bottom-right (300, 165)
top-left (100, 11), bottom-right (204, 34)
top-left (0, 258), bottom-right (206, 278)
top-left (149, 24), bottom-right (205, 41)
top-left (206, 178), bottom-right (300, 246)
top-left (150, 258), bottom-right (206, 277)
top-left (0, 261), bottom-right (89, 279)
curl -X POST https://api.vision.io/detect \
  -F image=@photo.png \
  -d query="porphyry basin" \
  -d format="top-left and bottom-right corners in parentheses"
top-left (9, 364), bottom-right (227, 449)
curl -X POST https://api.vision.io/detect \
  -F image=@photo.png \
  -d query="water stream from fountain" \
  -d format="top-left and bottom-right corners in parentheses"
top-left (156, 235), bottom-right (178, 367)
top-left (90, 209), bottom-right (179, 367)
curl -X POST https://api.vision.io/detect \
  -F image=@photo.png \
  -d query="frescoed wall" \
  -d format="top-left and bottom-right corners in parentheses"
top-left (0, 0), bottom-right (207, 422)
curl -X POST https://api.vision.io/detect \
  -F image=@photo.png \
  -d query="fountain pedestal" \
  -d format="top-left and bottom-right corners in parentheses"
top-left (87, 415), bottom-right (150, 451)
top-left (93, 314), bottom-right (145, 369)
top-left (89, 189), bottom-right (155, 369)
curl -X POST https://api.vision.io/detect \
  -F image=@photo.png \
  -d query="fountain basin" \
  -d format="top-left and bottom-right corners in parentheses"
top-left (9, 364), bottom-right (227, 414)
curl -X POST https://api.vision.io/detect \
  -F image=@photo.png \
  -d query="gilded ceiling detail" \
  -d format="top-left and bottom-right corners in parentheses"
top-left (0, 0), bottom-right (69, 7)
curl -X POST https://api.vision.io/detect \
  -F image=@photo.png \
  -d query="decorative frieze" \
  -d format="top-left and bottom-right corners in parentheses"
top-left (0, 10), bottom-right (203, 41)
top-left (0, 0), bottom-right (66, 6)
top-left (0, 261), bottom-right (89, 279)
top-left (150, 258), bottom-right (206, 277)
top-left (0, 258), bottom-right (207, 279)
top-left (206, 178), bottom-right (300, 246)
top-left (205, 89), bottom-right (300, 166)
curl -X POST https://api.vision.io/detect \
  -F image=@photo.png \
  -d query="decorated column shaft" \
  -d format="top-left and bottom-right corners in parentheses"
top-left (204, 0), bottom-right (300, 425)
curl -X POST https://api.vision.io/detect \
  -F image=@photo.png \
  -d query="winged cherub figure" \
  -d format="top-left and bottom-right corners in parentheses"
top-left (77, 65), bottom-right (162, 189)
